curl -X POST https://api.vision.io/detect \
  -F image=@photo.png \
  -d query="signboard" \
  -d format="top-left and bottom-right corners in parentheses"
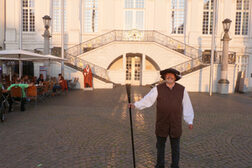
top-left (39, 66), bottom-right (47, 78)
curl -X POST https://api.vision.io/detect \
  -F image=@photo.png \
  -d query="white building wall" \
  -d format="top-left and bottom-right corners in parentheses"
top-left (78, 42), bottom-right (191, 85)
top-left (79, 42), bottom-right (190, 70)
top-left (248, 53), bottom-right (252, 91)
top-left (141, 71), bottom-right (160, 85)
top-left (178, 64), bottom-right (238, 93)
top-left (3, 0), bottom-right (252, 51)
top-left (0, 0), bottom-right (5, 49)
top-left (35, 62), bottom-right (238, 92)
top-left (5, 0), bottom-right (19, 49)
top-left (33, 62), bottom-right (44, 78)
top-left (2, 0), bottom-right (252, 91)
top-left (108, 70), bottom-right (125, 84)
top-left (48, 62), bottom-right (113, 89)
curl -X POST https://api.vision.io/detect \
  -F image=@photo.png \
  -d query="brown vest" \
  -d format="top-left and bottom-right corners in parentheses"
top-left (156, 82), bottom-right (185, 138)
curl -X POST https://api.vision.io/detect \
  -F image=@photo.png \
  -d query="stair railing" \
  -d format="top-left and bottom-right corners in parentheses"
top-left (65, 30), bottom-right (116, 58)
top-left (65, 30), bottom-right (202, 59)
top-left (171, 56), bottom-right (206, 74)
top-left (67, 53), bottom-right (110, 80)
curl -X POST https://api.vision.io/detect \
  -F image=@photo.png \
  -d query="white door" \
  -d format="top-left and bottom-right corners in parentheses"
top-left (236, 55), bottom-right (249, 77)
top-left (126, 56), bottom-right (141, 85)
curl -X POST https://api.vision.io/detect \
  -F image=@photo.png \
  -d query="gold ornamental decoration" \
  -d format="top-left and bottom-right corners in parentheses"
top-left (123, 29), bottom-right (144, 41)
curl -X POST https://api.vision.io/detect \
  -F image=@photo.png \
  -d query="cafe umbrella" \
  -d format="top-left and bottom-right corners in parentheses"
top-left (0, 50), bottom-right (49, 78)
top-left (0, 50), bottom-right (67, 78)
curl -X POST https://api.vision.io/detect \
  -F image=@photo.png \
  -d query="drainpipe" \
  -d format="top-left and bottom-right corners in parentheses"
top-left (209, 0), bottom-right (217, 96)
top-left (61, 0), bottom-right (65, 77)
top-left (3, 0), bottom-right (6, 49)
top-left (19, 0), bottom-right (23, 78)
top-left (19, 0), bottom-right (22, 50)
top-left (183, 0), bottom-right (188, 52)
top-left (79, 0), bottom-right (82, 44)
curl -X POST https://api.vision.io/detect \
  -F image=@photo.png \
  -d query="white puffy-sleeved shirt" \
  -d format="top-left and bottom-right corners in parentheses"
top-left (134, 86), bottom-right (194, 125)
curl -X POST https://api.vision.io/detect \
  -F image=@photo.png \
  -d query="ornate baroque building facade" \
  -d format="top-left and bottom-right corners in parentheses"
top-left (0, 0), bottom-right (252, 92)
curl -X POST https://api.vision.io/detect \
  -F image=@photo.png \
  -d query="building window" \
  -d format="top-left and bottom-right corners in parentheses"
top-left (125, 0), bottom-right (144, 8)
top-left (235, 0), bottom-right (250, 35)
top-left (171, 0), bottom-right (185, 34)
top-left (124, 0), bottom-right (144, 30)
top-left (53, 0), bottom-right (67, 32)
top-left (84, 0), bottom-right (98, 33)
top-left (125, 11), bottom-right (133, 30)
top-left (22, 0), bottom-right (35, 32)
top-left (202, 0), bottom-right (213, 34)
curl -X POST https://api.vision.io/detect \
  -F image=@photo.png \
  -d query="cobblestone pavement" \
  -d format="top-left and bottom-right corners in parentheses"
top-left (0, 86), bottom-right (251, 168)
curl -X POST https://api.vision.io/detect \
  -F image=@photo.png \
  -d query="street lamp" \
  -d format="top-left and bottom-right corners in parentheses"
top-left (218, 18), bottom-right (232, 94)
top-left (222, 19), bottom-right (232, 33)
top-left (42, 15), bottom-right (52, 78)
top-left (42, 15), bottom-right (51, 55)
top-left (42, 15), bottom-right (51, 30)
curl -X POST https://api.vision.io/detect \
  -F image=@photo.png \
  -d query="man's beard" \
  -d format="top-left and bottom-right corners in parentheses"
top-left (165, 78), bottom-right (175, 84)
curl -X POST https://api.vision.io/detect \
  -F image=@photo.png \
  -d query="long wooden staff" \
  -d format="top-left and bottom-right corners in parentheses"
top-left (126, 84), bottom-right (136, 168)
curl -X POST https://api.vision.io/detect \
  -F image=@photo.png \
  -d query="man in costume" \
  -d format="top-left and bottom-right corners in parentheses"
top-left (83, 65), bottom-right (93, 88)
top-left (129, 68), bottom-right (194, 168)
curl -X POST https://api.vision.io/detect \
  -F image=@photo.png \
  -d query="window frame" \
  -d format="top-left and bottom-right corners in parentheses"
top-left (235, 0), bottom-right (250, 36)
top-left (52, 0), bottom-right (67, 33)
top-left (124, 0), bottom-right (145, 30)
top-left (202, 0), bottom-right (213, 35)
top-left (84, 0), bottom-right (99, 33)
top-left (22, 0), bottom-right (35, 32)
top-left (170, 0), bottom-right (185, 35)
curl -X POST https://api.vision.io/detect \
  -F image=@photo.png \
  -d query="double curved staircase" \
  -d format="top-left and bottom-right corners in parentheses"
top-left (64, 30), bottom-right (208, 85)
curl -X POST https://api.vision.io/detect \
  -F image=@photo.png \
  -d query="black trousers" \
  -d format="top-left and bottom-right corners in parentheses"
top-left (155, 136), bottom-right (180, 168)
top-left (8, 97), bottom-right (26, 111)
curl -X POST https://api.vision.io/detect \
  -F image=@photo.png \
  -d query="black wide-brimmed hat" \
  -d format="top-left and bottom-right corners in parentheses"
top-left (160, 68), bottom-right (181, 81)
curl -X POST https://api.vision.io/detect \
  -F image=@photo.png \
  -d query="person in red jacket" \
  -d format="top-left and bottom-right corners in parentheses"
top-left (83, 65), bottom-right (93, 88)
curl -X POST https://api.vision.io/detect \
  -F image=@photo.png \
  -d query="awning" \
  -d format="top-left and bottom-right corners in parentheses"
top-left (0, 50), bottom-right (67, 78)
top-left (0, 50), bottom-right (67, 61)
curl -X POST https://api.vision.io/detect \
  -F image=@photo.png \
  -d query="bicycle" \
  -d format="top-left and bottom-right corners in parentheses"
top-left (0, 93), bottom-right (10, 122)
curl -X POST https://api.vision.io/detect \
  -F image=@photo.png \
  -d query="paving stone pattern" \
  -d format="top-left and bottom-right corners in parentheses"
top-left (0, 86), bottom-right (251, 168)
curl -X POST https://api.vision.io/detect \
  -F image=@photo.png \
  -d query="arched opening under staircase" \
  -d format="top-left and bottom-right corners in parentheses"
top-left (107, 53), bottom-right (160, 85)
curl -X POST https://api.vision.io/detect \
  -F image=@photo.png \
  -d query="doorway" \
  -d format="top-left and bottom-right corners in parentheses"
top-left (126, 54), bottom-right (141, 85)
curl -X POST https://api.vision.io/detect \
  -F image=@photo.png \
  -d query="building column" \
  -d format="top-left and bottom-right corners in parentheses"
top-left (123, 53), bottom-right (126, 85)
top-left (141, 54), bottom-right (146, 85)
top-left (248, 54), bottom-right (252, 91)
top-left (142, 54), bottom-right (146, 71)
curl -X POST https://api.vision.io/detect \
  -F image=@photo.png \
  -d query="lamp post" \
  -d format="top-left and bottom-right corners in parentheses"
top-left (42, 15), bottom-right (52, 78)
top-left (218, 18), bottom-right (232, 94)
